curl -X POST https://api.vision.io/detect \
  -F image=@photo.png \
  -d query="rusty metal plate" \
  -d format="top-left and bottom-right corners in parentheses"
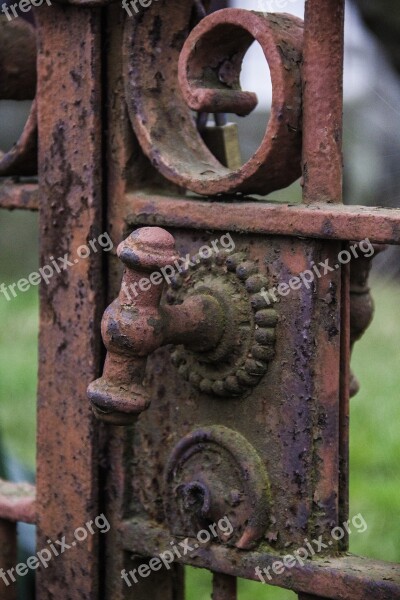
top-left (112, 229), bottom-right (343, 554)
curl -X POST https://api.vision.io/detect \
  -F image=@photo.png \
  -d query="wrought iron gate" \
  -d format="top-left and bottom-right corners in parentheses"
top-left (0, 0), bottom-right (400, 599)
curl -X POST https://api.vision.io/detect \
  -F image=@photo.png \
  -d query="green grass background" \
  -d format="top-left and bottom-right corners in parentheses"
top-left (0, 273), bottom-right (399, 599)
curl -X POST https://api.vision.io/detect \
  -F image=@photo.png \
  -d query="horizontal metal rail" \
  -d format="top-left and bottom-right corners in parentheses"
top-left (2, 183), bottom-right (399, 248)
top-left (0, 480), bottom-right (36, 599)
top-left (0, 180), bottom-right (38, 211)
top-left (127, 193), bottom-right (400, 246)
top-left (121, 519), bottom-right (400, 600)
top-left (0, 480), bottom-right (36, 525)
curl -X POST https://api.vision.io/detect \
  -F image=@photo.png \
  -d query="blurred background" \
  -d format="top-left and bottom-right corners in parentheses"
top-left (0, 0), bottom-right (399, 598)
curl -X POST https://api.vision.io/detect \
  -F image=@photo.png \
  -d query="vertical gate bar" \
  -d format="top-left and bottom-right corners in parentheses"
top-left (302, 0), bottom-right (345, 204)
top-left (339, 255), bottom-right (351, 549)
top-left (103, 4), bottom-right (186, 598)
top-left (104, 5), bottom-right (140, 599)
top-left (0, 519), bottom-right (17, 600)
top-left (309, 242), bottom-right (342, 544)
top-left (35, 4), bottom-right (103, 598)
top-left (212, 572), bottom-right (237, 600)
top-left (121, 557), bottom-right (184, 600)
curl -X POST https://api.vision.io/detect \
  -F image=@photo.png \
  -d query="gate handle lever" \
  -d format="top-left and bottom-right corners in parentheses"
top-left (87, 227), bottom-right (224, 425)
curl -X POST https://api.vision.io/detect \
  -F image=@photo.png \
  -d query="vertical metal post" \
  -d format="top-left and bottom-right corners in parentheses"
top-left (301, 0), bottom-right (347, 551)
top-left (212, 572), bottom-right (237, 600)
top-left (35, 4), bottom-right (103, 598)
top-left (302, 0), bottom-right (345, 204)
top-left (0, 520), bottom-right (17, 600)
top-left (308, 241), bottom-right (342, 545)
top-left (339, 257), bottom-right (351, 550)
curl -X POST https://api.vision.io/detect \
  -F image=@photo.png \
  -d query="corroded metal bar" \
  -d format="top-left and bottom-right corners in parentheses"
top-left (0, 519), bottom-right (17, 600)
top-left (36, 4), bottom-right (103, 598)
top-left (122, 557), bottom-right (184, 600)
top-left (308, 241), bottom-right (341, 542)
top-left (339, 257), bottom-right (350, 551)
top-left (126, 193), bottom-right (400, 245)
top-left (0, 480), bottom-right (36, 524)
top-left (212, 572), bottom-right (237, 600)
top-left (104, 6), bottom-right (138, 599)
top-left (302, 0), bottom-right (345, 204)
top-left (0, 181), bottom-right (39, 211)
top-left (121, 519), bottom-right (400, 600)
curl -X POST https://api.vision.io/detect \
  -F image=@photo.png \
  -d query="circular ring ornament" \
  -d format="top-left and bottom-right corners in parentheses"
top-left (0, 99), bottom-right (37, 176)
top-left (168, 250), bottom-right (278, 397)
top-left (123, 6), bottom-right (303, 196)
top-left (0, 18), bottom-right (37, 176)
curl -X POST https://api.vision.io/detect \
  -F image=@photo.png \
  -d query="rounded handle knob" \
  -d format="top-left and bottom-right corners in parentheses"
top-left (88, 227), bottom-right (178, 426)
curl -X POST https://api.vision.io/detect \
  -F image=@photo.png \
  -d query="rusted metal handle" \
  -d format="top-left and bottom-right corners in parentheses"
top-left (88, 227), bottom-right (224, 425)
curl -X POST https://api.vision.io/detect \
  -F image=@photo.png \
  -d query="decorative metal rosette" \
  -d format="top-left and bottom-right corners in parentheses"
top-left (164, 425), bottom-right (271, 549)
top-left (168, 250), bottom-right (278, 397)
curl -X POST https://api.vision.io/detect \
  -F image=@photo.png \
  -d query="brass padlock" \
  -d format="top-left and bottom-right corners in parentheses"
top-left (198, 113), bottom-right (242, 170)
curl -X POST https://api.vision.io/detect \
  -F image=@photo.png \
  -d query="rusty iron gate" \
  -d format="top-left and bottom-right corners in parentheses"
top-left (0, 0), bottom-right (400, 598)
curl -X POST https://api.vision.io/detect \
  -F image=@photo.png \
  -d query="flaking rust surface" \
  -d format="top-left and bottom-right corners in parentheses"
top-left (121, 231), bottom-right (342, 553)
top-left (36, 5), bottom-right (103, 598)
